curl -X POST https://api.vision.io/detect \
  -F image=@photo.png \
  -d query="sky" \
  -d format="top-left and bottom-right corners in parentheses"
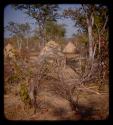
top-left (4, 4), bottom-right (81, 38)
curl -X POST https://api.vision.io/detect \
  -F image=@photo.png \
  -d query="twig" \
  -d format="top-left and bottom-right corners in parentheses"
top-left (100, 15), bottom-right (108, 34)
top-left (77, 84), bottom-right (101, 95)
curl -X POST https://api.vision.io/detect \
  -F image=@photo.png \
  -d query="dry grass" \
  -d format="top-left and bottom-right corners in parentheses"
top-left (4, 47), bottom-right (109, 120)
top-left (4, 78), bottom-right (109, 120)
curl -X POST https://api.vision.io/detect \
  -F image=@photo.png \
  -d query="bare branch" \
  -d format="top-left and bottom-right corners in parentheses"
top-left (100, 15), bottom-right (108, 34)
top-left (77, 84), bottom-right (101, 95)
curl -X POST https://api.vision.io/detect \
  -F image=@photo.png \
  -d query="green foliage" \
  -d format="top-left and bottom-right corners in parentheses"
top-left (13, 4), bottom-right (59, 22)
top-left (5, 22), bottom-right (31, 38)
top-left (93, 5), bottom-right (108, 33)
top-left (77, 33), bottom-right (88, 46)
top-left (7, 74), bottom-right (20, 84)
top-left (64, 4), bottom-right (108, 34)
top-left (19, 82), bottom-right (31, 105)
top-left (45, 21), bottom-right (66, 41)
top-left (25, 67), bottom-right (34, 78)
top-left (64, 4), bottom-right (108, 64)
top-left (5, 21), bottom-right (31, 50)
top-left (13, 4), bottom-right (59, 45)
top-left (7, 59), bottom-right (26, 85)
top-left (63, 6), bottom-right (87, 32)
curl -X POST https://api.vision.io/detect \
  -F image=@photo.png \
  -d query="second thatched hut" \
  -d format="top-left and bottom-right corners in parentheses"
top-left (63, 42), bottom-right (76, 54)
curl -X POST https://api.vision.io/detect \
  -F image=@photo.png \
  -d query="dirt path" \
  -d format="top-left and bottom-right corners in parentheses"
top-left (4, 80), bottom-right (109, 120)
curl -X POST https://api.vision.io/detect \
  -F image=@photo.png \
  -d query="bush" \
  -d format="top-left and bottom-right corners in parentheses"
top-left (19, 83), bottom-right (31, 105)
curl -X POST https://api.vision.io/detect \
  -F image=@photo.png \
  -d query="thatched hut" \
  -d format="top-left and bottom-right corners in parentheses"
top-left (63, 42), bottom-right (76, 54)
top-left (4, 43), bottom-right (15, 59)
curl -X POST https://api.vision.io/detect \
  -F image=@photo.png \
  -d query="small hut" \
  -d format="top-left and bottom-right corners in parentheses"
top-left (63, 42), bottom-right (76, 54)
top-left (4, 43), bottom-right (15, 59)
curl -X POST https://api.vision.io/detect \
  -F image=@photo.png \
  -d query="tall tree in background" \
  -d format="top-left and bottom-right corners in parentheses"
top-left (45, 21), bottom-right (66, 42)
top-left (82, 5), bottom-right (95, 63)
top-left (33, 21), bottom-right (66, 48)
top-left (5, 22), bottom-right (31, 50)
top-left (63, 4), bottom-right (108, 63)
top-left (13, 4), bottom-right (59, 47)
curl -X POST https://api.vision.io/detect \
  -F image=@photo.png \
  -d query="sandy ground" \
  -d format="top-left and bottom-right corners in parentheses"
top-left (4, 80), bottom-right (109, 120)
top-left (4, 52), bottom-right (109, 120)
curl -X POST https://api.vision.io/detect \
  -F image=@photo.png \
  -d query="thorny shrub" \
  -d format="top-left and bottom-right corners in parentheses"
top-left (19, 82), bottom-right (31, 106)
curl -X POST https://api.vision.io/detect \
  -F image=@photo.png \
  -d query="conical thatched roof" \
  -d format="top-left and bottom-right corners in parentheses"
top-left (63, 42), bottom-right (76, 54)
top-left (4, 43), bottom-right (15, 58)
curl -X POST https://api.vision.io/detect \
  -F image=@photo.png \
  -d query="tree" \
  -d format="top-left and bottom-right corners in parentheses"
top-left (82, 5), bottom-right (95, 63)
top-left (63, 4), bottom-right (108, 63)
top-left (45, 21), bottom-right (66, 42)
top-left (13, 4), bottom-right (59, 47)
top-left (64, 4), bottom-right (109, 87)
top-left (19, 22), bottom-right (31, 49)
top-left (5, 21), bottom-right (31, 50)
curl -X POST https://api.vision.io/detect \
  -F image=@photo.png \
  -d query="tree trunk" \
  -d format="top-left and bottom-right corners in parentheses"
top-left (19, 39), bottom-right (22, 51)
top-left (87, 15), bottom-right (94, 63)
top-left (38, 22), bottom-right (46, 48)
top-left (16, 36), bottom-right (20, 50)
top-left (26, 37), bottom-right (29, 49)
